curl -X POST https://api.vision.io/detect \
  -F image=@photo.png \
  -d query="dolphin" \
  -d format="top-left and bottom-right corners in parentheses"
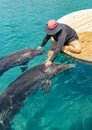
top-left (0, 48), bottom-right (44, 76)
top-left (0, 63), bottom-right (75, 130)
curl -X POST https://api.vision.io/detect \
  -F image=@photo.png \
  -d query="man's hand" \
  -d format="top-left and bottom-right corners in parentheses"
top-left (37, 46), bottom-right (42, 50)
top-left (45, 60), bottom-right (52, 66)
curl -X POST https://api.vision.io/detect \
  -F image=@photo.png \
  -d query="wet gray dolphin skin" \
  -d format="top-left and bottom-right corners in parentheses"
top-left (0, 48), bottom-right (44, 76)
top-left (0, 63), bottom-right (75, 130)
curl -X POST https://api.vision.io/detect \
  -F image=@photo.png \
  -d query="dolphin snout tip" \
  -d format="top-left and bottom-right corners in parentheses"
top-left (36, 49), bottom-right (45, 53)
top-left (69, 64), bottom-right (75, 68)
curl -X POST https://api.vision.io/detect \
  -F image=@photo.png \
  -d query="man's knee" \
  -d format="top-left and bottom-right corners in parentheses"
top-left (69, 46), bottom-right (81, 53)
top-left (69, 40), bottom-right (82, 54)
top-left (74, 47), bottom-right (81, 53)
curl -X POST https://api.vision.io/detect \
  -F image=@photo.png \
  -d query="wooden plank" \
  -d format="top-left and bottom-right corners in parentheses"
top-left (58, 9), bottom-right (92, 32)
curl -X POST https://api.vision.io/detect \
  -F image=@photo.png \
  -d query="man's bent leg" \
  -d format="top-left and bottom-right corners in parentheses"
top-left (68, 40), bottom-right (82, 54)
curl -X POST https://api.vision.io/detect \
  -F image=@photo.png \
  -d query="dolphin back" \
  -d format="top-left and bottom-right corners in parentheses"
top-left (0, 48), bottom-right (44, 76)
top-left (0, 63), bottom-right (75, 129)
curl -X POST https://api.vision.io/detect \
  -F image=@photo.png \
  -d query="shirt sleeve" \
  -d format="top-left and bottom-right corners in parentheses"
top-left (40, 35), bottom-right (51, 47)
top-left (50, 31), bottom-right (67, 62)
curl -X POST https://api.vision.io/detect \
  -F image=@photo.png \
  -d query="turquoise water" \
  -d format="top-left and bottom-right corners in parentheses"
top-left (0, 0), bottom-right (92, 130)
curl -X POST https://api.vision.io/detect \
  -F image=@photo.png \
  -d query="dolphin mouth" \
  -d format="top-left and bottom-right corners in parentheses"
top-left (68, 64), bottom-right (75, 68)
top-left (54, 63), bottom-right (76, 75)
top-left (33, 49), bottom-right (45, 55)
top-left (37, 49), bottom-right (45, 53)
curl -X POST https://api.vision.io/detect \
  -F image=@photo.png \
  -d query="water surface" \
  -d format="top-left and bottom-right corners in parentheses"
top-left (0, 0), bottom-right (92, 130)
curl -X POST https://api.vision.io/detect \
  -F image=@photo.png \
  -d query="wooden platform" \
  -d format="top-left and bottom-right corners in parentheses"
top-left (58, 9), bottom-right (92, 64)
top-left (58, 9), bottom-right (92, 32)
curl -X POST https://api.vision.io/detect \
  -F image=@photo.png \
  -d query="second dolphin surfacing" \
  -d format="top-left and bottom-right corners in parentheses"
top-left (0, 63), bottom-right (75, 130)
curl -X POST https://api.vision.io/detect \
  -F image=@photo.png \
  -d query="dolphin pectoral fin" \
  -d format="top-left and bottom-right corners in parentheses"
top-left (42, 80), bottom-right (51, 93)
top-left (20, 62), bottom-right (29, 72)
top-left (21, 66), bottom-right (28, 72)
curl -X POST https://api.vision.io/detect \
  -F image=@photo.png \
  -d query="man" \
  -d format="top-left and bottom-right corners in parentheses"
top-left (38, 20), bottom-right (81, 66)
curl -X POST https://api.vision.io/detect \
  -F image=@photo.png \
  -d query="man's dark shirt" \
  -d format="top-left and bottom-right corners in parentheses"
top-left (40, 24), bottom-right (78, 62)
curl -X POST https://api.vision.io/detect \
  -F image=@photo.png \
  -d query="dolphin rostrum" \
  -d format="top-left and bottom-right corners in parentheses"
top-left (0, 63), bottom-right (75, 130)
top-left (0, 48), bottom-right (44, 76)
